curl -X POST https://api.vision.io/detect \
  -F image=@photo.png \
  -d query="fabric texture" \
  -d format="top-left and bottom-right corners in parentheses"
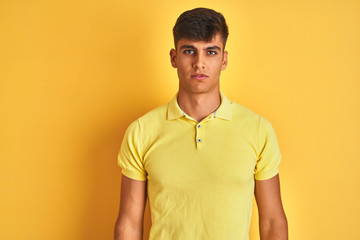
top-left (118, 92), bottom-right (282, 240)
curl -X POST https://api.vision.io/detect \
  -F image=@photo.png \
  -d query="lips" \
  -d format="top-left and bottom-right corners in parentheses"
top-left (191, 73), bottom-right (208, 80)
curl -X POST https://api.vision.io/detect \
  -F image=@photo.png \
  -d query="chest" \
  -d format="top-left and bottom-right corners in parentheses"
top-left (143, 121), bottom-right (259, 194)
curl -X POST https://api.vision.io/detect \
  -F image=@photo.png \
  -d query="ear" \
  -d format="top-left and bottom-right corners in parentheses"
top-left (170, 48), bottom-right (177, 68)
top-left (221, 51), bottom-right (228, 70)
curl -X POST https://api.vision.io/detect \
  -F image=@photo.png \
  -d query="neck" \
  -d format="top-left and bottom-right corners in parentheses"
top-left (177, 89), bottom-right (221, 122)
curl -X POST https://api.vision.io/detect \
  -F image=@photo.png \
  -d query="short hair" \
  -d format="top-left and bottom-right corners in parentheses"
top-left (172, 8), bottom-right (229, 51)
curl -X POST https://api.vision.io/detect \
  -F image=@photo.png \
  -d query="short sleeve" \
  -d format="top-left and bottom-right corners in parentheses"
top-left (254, 116), bottom-right (282, 180)
top-left (118, 119), bottom-right (147, 181)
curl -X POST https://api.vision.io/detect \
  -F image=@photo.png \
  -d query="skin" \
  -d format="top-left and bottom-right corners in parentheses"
top-left (170, 33), bottom-right (228, 122)
top-left (255, 174), bottom-right (288, 240)
top-left (114, 33), bottom-right (288, 240)
top-left (114, 175), bottom-right (146, 240)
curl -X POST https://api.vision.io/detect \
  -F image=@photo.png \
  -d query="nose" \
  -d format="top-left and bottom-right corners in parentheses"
top-left (193, 53), bottom-right (205, 70)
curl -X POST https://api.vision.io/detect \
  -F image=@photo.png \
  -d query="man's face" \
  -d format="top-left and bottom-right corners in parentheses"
top-left (170, 33), bottom-right (228, 95)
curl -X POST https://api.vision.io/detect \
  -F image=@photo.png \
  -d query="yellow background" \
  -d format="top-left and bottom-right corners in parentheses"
top-left (1, 0), bottom-right (359, 239)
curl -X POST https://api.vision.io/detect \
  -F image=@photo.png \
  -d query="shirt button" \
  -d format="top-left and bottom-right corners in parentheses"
top-left (197, 138), bottom-right (201, 143)
top-left (197, 124), bottom-right (201, 128)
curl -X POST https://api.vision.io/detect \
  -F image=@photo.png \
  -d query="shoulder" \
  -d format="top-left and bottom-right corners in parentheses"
top-left (137, 102), bottom-right (168, 126)
top-left (229, 100), bottom-right (276, 134)
top-left (231, 101), bottom-right (262, 124)
top-left (124, 102), bottom-right (168, 136)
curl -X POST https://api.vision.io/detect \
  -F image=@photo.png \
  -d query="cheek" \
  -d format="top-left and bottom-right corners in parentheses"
top-left (176, 65), bottom-right (184, 74)
top-left (176, 66), bottom-right (188, 79)
top-left (177, 62), bottom-right (191, 74)
top-left (210, 61), bottom-right (223, 73)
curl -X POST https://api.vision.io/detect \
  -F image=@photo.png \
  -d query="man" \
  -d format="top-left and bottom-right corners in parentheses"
top-left (114, 7), bottom-right (288, 240)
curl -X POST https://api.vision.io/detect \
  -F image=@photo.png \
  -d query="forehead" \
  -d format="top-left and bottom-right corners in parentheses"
top-left (176, 33), bottom-right (224, 50)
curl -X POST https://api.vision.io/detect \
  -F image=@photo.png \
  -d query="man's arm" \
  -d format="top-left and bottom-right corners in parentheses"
top-left (255, 174), bottom-right (288, 240)
top-left (114, 175), bottom-right (147, 240)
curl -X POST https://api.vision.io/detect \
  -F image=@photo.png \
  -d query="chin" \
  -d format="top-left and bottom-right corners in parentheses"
top-left (189, 87), bottom-right (212, 94)
top-left (190, 84), bottom-right (218, 94)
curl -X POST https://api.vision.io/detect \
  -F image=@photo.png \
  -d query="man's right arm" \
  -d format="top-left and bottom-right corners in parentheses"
top-left (114, 174), bottom-right (147, 240)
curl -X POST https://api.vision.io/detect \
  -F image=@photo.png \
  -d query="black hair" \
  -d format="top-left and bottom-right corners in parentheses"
top-left (173, 8), bottom-right (229, 50)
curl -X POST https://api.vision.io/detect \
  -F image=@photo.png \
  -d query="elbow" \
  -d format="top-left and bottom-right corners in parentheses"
top-left (259, 215), bottom-right (288, 240)
top-left (114, 217), bottom-right (143, 240)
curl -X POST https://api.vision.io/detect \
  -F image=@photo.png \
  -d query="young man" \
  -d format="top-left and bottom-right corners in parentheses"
top-left (114, 8), bottom-right (288, 240)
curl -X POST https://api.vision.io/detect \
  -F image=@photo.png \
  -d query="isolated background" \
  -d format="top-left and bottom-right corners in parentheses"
top-left (1, 0), bottom-right (359, 239)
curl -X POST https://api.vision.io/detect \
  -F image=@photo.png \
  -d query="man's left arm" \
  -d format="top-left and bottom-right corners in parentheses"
top-left (255, 173), bottom-right (288, 240)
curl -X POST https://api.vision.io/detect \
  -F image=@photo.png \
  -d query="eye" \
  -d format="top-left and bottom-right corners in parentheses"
top-left (207, 50), bottom-right (217, 55)
top-left (184, 49), bottom-right (195, 54)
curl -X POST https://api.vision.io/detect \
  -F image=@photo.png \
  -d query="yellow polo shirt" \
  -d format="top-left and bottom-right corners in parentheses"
top-left (118, 92), bottom-right (282, 240)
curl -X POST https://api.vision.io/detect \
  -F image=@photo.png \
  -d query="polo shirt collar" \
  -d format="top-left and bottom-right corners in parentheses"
top-left (215, 91), bottom-right (232, 120)
top-left (167, 91), bottom-right (232, 121)
top-left (167, 94), bottom-right (184, 120)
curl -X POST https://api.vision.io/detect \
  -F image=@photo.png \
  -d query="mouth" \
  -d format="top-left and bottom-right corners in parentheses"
top-left (191, 74), bottom-right (208, 80)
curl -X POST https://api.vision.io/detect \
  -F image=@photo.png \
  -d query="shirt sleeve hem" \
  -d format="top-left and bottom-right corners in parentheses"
top-left (254, 169), bottom-right (279, 181)
top-left (121, 169), bottom-right (147, 181)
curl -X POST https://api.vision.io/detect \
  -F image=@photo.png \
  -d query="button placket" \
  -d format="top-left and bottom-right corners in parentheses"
top-left (195, 123), bottom-right (202, 149)
top-left (194, 115), bottom-right (214, 149)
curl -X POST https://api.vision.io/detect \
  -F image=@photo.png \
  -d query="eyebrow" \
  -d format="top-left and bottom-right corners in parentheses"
top-left (206, 46), bottom-right (221, 51)
top-left (179, 45), bottom-right (222, 51)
